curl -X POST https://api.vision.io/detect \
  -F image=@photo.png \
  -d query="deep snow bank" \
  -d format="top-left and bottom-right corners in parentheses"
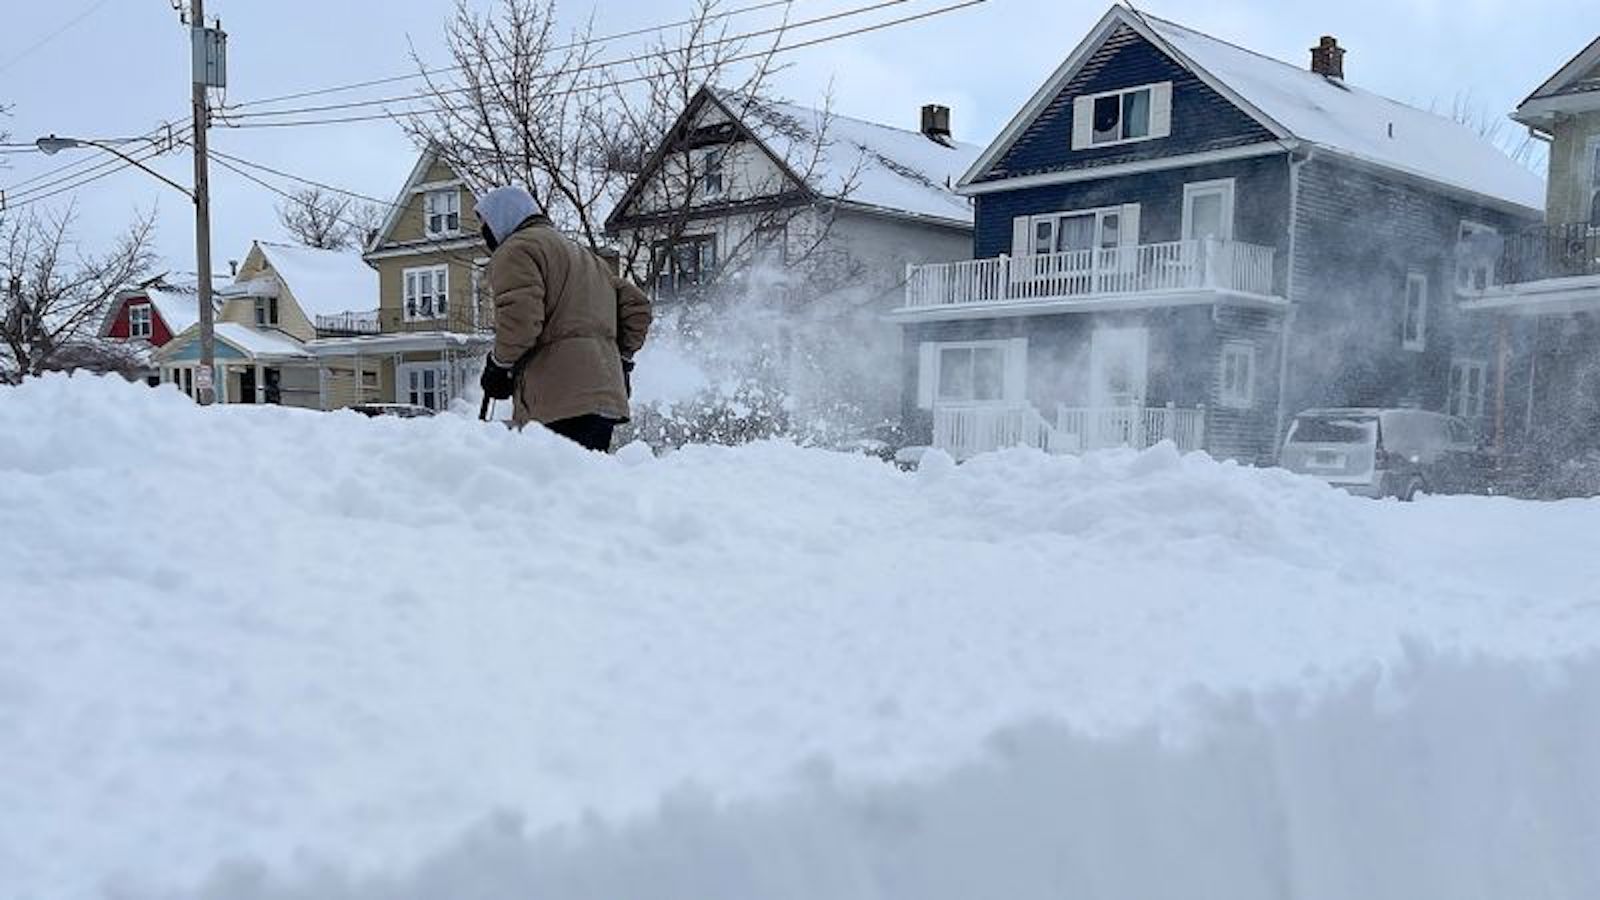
top-left (2, 375), bottom-right (1599, 899)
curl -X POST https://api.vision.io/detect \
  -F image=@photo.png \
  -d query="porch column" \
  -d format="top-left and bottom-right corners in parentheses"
top-left (1493, 316), bottom-right (1509, 454)
top-left (255, 364), bottom-right (266, 404)
top-left (353, 354), bottom-right (363, 404)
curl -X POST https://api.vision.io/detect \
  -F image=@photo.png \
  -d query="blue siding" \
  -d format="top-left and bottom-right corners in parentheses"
top-left (973, 154), bottom-right (1292, 274)
top-left (166, 339), bottom-right (247, 362)
top-left (980, 24), bottom-right (1275, 183)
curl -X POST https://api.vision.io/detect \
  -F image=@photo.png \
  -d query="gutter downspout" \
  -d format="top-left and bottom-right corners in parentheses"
top-left (1273, 148), bottom-right (1310, 461)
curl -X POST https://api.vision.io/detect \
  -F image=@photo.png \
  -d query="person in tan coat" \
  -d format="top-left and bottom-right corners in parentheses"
top-left (476, 186), bottom-right (651, 451)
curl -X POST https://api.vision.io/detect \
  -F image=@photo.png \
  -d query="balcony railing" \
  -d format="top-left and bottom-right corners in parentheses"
top-left (1495, 224), bottom-right (1600, 285)
top-left (931, 402), bottom-right (1206, 460)
top-left (314, 312), bottom-right (380, 336)
top-left (904, 239), bottom-right (1276, 311)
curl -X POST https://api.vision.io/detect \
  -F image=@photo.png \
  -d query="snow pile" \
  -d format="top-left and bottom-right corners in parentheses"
top-left (3, 375), bottom-right (1600, 899)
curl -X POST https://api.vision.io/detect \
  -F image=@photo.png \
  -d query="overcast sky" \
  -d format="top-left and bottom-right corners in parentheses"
top-left (0, 0), bottom-right (1590, 271)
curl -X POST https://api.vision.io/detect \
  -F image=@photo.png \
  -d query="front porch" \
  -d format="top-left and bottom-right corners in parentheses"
top-left (933, 402), bottom-right (1206, 460)
top-left (898, 238), bottom-right (1280, 318)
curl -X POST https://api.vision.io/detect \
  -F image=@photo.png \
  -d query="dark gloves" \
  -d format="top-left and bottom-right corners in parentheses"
top-left (622, 356), bottom-right (635, 398)
top-left (481, 355), bottom-right (515, 401)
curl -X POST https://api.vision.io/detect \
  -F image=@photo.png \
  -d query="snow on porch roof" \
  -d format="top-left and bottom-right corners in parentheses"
top-left (736, 94), bottom-right (982, 226)
top-left (1140, 13), bottom-right (1544, 212)
top-left (254, 242), bottom-right (379, 319)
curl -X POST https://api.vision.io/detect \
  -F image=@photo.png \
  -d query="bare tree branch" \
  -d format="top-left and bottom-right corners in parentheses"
top-left (1, 205), bottom-right (157, 383)
top-left (276, 186), bottom-right (382, 250)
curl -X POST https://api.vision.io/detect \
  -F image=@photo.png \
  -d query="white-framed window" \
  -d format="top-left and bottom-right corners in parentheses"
top-left (424, 189), bottom-right (461, 237)
top-left (1402, 271), bottom-right (1428, 351)
top-left (403, 265), bottom-right (450, 321)
top-left (397, 362), bottom-right (450, 411)
top-left (701, 148), bottom-right (726, 197)
top-left (651, 235), bottom-right (717, 297)
top-left (128, 302), bottom-right (153, 339)
top-left (1456, 220), bottom-right (1498, 293)
top-left (1071, 82), bottom-right (1173, 150)
top-left (917, 338), bottom-right (1027, 409)
top-left (1449, 359), bottom-right (1487, 420)
top-left (254, 296), bottom-right (279, 326)
top-left (1219, 340), bottom-right (1256, 408)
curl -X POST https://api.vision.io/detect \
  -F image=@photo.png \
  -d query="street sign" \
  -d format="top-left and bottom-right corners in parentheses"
top-left (194, 365), bottom-right (213, 391)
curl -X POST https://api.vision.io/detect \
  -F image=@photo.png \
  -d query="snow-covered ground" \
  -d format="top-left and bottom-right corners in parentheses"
top-left (3, 374), bottom-right (1599, 899)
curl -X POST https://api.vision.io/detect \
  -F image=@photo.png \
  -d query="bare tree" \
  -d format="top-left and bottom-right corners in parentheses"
top-left (276, 186), bottom-right (383, 251)
top-left (1439, 91), bottom-right (1547, 175)
top-left (1, 206), bottom-right (157, 383)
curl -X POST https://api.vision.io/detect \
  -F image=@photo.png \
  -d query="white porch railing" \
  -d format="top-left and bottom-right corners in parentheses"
top-left (904, 239), bottom-right (1276, 310)
top-left (933, 405), bottom-right (1065, 460)
top-left (1054, 403), bottom-right (1205, 453)
top-left (931, 403), bottom-right (1205, 459)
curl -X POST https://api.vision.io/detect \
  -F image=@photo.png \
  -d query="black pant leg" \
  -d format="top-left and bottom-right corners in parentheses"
top-left (546, 414), bottom-right (616, 452)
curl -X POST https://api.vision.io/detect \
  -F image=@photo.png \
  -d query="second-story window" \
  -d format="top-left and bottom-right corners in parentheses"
top-left (128, 302), bottom-right (153, 339)
top-left (701, 148), bottom-right (726, 197)
top-left (404, 265), bottom-right (450, 321)
top-left (1456, 221), bottom-right (1498, 293)
top-left (254, 296), bottom-right (279, 326)
top-left (425, 189), bottom-right (461, 236)
top-left (1072, 83), bottom-right (1171, 150)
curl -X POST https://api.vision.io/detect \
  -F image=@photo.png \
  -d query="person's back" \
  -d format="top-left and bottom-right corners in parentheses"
top-left (476, 186), bottom-right (650, 451)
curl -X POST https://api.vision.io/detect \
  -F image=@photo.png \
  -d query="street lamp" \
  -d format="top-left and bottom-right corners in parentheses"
top-left (35, 132), bottom-right (216, 405)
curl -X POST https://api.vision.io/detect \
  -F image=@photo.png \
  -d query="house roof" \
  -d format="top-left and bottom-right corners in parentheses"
top-left (741, 97), bottom-right (981, 225)
top-left (253, 242), bottom-right (378, 319)
top-left (101, 272), bottom-right (227, 339)
top-left (964, 6), bottom-right (1543, 214)
top-left (607, 87), bottom-right (979, 231)
top-left (212, 322), bottom-right (312, 358)
top-left (1523, 35), bottom-right (1600, 103)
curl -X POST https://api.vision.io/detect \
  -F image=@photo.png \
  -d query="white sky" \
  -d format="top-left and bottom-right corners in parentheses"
top-left (0, 0), bottom-right (1589, 271)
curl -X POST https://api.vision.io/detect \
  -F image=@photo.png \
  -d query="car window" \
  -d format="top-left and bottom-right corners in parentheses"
top-left (1288, 415), bottom-right (1377, 445)
top-left (1379, 412), bottom-right (1432, 454)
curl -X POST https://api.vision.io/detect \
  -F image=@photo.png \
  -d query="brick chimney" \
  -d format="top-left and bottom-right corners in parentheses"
top-left (921, 104), bottom-right (953, 146)
top-left (1310, 36), bottom-right (1345, 80)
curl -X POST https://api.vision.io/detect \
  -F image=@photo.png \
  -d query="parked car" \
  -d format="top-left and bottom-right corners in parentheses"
top-left (1280, 408), bottom-right (1492, 500)
top-left (349, 403), bottom-right (437, 419)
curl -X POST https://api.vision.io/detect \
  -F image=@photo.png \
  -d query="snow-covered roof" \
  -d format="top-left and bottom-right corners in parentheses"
top-left (213, 322), bottom-right (312, 359)
top-left (740, 96), bottom-right (980, 226)
top-left (254, 242), bottom-right (378, 319)
top-left (1138, 13), bottom-right (1544, 212)
top-left (103, 273), bottom-right (227, 339)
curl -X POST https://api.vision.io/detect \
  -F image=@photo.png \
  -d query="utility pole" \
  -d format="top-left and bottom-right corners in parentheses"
top-left (186, 0), bottom-right (223, 405)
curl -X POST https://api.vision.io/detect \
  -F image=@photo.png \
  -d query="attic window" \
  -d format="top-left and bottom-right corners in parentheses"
top-left (1073, 82), bottom-right (1171, 150)
top-left (128, 302), bottom-right (153, 339)
top-left (425, 189), bottom-right (460, 236)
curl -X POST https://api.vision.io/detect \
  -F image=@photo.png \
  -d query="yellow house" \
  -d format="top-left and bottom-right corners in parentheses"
top-left (157, 240), bottom-right (378, 408)
top-left (354, 146), bottom-right (494, 410)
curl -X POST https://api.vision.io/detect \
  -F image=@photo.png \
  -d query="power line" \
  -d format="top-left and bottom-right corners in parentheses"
top-left (221, 0), bottom-right (911, 123)
top-left (2, 126), bottom-right (192, 201)
top-left (0, 0), bottom-right (114, 75)
top-left (221, 0), bottom-right (986, 131)
top-left (1, 142), bottom-right (178, 212)
top-left (225, 0), bottom-right (805, 112)
top-left (207, 147), bottom-right (398, 209)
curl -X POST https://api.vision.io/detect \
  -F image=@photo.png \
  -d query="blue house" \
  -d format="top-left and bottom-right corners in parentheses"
top-left (892, 6), bottom-right (1543, 463)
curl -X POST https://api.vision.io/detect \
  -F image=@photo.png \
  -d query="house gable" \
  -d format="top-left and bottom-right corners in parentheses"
top-left (968, 10), bottom-right (1279, 187)
top-left (1523, 35), bottom-right (1600, 105)
top-left (366, 149), bottom-right (480, 255)
top-left (103, 294), bottom-right (175, 345)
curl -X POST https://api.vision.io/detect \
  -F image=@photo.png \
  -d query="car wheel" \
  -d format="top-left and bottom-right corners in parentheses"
top-left (1400, 477), bottom-right (1425, 502)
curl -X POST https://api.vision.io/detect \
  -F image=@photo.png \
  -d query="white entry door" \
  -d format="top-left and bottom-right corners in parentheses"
top-left (1089, 327), bottom-right (1149, 447)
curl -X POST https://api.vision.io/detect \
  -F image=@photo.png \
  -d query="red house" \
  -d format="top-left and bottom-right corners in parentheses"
top-left (98, 274), bottom-right (220, 382)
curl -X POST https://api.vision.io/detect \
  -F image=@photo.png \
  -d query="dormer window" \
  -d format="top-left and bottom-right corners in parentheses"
top-left (128, 302), bottom-right (153, 339)
top-left (1072, 82), bottom-right (1173, 150)
top-left (425, 189), bottom-right (461, 236)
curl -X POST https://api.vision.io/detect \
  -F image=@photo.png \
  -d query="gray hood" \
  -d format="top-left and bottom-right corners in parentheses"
top-left (475, 186), bottom-right (540, 244)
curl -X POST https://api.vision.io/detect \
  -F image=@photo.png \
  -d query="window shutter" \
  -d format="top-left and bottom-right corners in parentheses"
top-left (917, 342), bottom-right (938, 410)
top-left (1149, 82), bottom-right (1173, 139)
top-left (1119, 204), bottom-right (1142, 246)
top-left (1003, 338), bottom-right (1029, 403)
top-left (1071, 96), bottom-right (1095, 150)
